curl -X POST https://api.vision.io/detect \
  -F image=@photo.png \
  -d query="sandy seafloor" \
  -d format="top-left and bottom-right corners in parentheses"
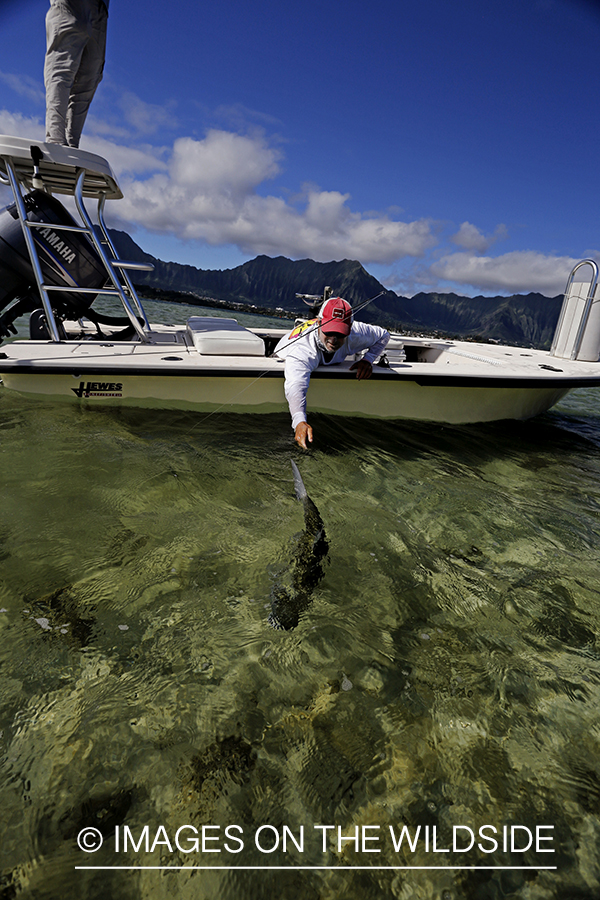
top-left (1, 300), bottom-right (600, 900)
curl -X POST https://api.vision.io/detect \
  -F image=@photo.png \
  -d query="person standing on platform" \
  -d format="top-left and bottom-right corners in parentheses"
top-left (44, 0), bottom-right (109, 148)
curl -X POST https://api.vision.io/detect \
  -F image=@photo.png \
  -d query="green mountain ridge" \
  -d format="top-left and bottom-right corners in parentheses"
top-left (110, 229), bottom-right (564, 348)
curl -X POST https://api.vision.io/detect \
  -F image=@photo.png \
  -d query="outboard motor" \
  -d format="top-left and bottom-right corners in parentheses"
top-left (0, 189), bottom-right (108, 338)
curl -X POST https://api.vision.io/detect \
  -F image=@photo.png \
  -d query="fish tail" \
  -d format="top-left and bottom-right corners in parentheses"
top-left (291, 459), bottom-right (308, 502)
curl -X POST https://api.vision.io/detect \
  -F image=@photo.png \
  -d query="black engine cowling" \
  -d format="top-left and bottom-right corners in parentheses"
top-left (0, 189), bottom-right (108, 338)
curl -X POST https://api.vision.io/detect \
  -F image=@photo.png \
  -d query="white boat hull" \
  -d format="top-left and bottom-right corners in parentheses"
top-left (0, 326), bottom-right (584, 424)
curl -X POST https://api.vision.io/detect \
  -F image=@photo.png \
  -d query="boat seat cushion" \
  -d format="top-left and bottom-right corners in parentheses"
top-left (186, 316), bottom-right (265, 356)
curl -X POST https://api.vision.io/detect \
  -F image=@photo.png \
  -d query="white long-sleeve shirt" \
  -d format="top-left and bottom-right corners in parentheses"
top-left (274, 319), bottom-right (390, 429)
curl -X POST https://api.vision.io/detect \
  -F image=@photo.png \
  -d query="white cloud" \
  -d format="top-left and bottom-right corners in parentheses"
top-left (116, 91), bottom-right (178, 137)
top-left (0, 107), bottom-right (168, 180)
top-left (0, 109), bottom-right (44, 140)
top-left (432, 250), bottom-right (579, 295)
top-left (374, 262), bottom-right (439, 297)
top-left (213, 103), bottom-right (283, 130)
top-left (112, 130), bottom-right (436, 264)
top-left (450, 221), bottom-right (508, 253)
top-left (79, 134), bottom-right (168, 178)
top-left (0, 71), bottom-right (45, 106)
top-left (0, 102), bottom-right (437, 267)
top-left (171, 132), bottom-right (281, 196)
top-left (8, 108), bottom-right (567, 292)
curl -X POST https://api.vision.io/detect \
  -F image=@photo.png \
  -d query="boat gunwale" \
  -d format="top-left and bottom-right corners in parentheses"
top-left (0, 358), bottom-right (599, 389)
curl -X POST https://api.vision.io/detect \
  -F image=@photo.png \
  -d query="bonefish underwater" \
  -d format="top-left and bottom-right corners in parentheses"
top-left (268, 460), bottom-right (329, 630)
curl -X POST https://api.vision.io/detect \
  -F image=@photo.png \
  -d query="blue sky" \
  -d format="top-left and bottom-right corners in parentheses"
top-left (1, 0), bottom-right (599, 297)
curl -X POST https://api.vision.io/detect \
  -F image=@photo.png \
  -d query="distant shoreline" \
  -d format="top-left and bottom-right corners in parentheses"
top-left (134, 284), bottom-right (296, 323)
top-left (134, 283), bottom-right (486, 344)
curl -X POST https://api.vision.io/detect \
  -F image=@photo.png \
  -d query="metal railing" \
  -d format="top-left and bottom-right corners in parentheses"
top-left (1, 154), bottom-right (153, 343)
top-left (550, 259), bottom-right (599, 360)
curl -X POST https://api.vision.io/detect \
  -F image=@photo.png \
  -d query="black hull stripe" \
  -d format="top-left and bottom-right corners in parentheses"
top-left (1, 363), bottom-right (599, 389)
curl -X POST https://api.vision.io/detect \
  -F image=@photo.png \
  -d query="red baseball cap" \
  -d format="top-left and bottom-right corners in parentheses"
top-left (319, 297), bottom-right (353, 336)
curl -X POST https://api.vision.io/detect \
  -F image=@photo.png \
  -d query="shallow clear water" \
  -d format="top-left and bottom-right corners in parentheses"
top-left (1, 332), bottom-right (600, 898)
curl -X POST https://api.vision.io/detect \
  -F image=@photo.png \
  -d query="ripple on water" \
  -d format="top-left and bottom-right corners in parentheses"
top-left (1, 395), bottom-right (600, 897)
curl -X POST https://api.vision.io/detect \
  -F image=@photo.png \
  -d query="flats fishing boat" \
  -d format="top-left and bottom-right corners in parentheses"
top-left (0, 134), bottom-right (599, 425)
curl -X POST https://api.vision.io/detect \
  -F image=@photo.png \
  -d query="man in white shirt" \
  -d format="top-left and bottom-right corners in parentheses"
top-left (274, 297), bottom-right (390, 448)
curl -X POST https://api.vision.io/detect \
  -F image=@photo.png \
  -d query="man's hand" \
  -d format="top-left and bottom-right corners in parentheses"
top-left (294, 421), bottom-right (313, 449)
top-left (350, 359), bottom-right (373, 380)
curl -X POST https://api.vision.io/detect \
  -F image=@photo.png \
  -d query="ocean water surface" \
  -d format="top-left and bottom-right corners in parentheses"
top-left (1, 303), bottom-right (600, 899)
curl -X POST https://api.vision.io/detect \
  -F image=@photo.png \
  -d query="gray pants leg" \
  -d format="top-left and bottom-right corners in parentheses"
top-left (44, 0), bottom-right (108, 148)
